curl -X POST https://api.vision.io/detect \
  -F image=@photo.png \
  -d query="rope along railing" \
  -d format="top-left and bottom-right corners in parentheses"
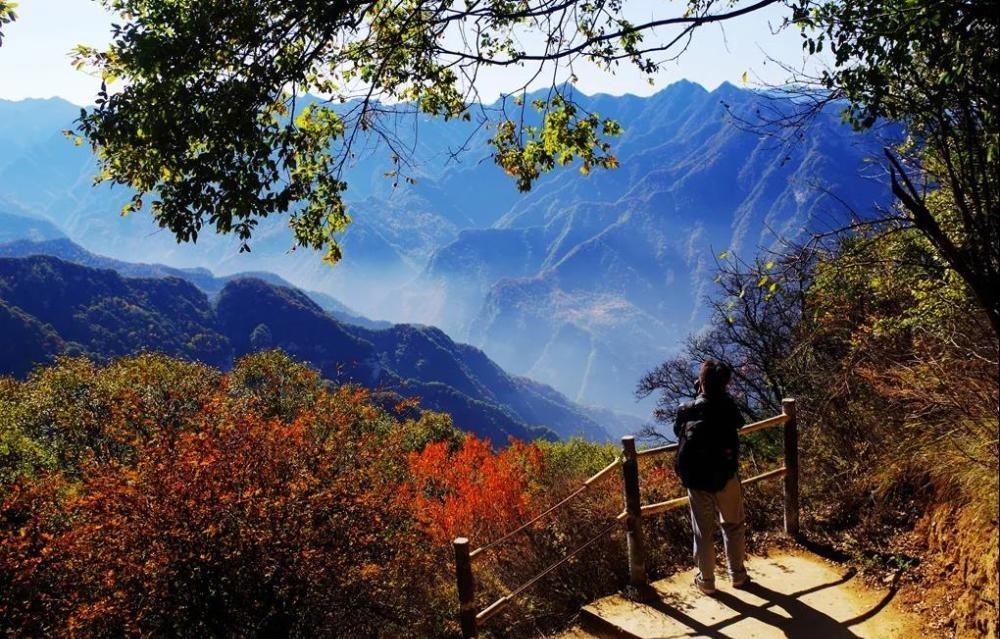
top-left (453, 397), bottom-right (799, 638)
top-left (468, 457), bottom-right (621, 560)
top-left (473, 518), bottom-right (620, 625)
top-left (453, 457), bottom-right (622, 637)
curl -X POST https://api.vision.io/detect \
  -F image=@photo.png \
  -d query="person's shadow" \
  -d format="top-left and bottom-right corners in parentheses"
top-left (645, 569), bottom-right (900, 639)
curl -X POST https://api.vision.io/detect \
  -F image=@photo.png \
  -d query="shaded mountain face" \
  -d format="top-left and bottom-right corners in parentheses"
top-left (0, 255), bottom-right (231, 368)
top-left (0, 254), bottom-right (617, 443)
top-left (0, 83), bottom-right (891, 415)
top-left (411, 85), bottom-right (892, 412)
top-left (0, 299), bottom-right (66, 377)
top-left (0, 237), bottom-right (386, 329)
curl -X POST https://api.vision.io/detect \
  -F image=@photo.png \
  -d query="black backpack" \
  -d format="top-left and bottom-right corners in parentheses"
top-left (674, 397), bottom-right (740, 492)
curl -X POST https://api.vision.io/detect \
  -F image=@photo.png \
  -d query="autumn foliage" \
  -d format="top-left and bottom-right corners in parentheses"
top-left (0, 351), bottom-right (656, 638)
top-left (409, 437), bottom-right (542, 544)
top-left (0, 353), bottom-right (456, 637)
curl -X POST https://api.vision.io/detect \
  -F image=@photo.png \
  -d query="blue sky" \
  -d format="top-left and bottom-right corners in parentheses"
top-left (0, 0), bottom-right (813, 105)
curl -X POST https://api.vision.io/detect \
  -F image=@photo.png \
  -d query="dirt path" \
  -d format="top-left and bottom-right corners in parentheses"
top-left (560, 549), bottom-right (927, 638)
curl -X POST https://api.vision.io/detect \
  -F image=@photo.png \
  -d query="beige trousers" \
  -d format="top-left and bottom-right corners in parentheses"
top-left (687, 476), bottom-right (747, 586)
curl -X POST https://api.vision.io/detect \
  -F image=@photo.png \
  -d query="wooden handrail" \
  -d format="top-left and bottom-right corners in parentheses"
top-left (782, 399), bottom-right (799, 536)
top-left (453, 538), bottom-right (476, 638)
top-left (636, 495), bottom-right (687, 518)
top-left (635, 441), bottom-right (678, 457)
top-left (616, 466), bottom-right (789, 519)
top-left (742, 465), bottom-right (788, 485)
top-left (475, 595), bottom-right (512, 624)
top-left (454, 399), bottom-right (799, 639)
top-left (740, 413), bottom-right (789, 435)
top-left (636, 412), bottom-right (788, 458)
top-left (585, 457), bottom-right (623, 485)
top-left (621, 436), bottom-right (649, 590)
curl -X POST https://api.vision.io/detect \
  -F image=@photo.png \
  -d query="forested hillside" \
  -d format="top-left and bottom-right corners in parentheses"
top-left (0, 352), bottom-right (664, 637)
top-left (0, 236), bottom-right (382, 327)
top-left (0, 254), bottom-right (621, 442)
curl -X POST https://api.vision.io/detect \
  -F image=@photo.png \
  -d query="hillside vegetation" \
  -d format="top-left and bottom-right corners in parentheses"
top-left (0, 254), bottom-right (619, 443)
top-left (638, 225), bottom-right (998, 636)
top-left (0, 352), bottom-right (716, 638)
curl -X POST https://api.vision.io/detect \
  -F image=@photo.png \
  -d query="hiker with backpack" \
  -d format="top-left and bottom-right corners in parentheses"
top-left (673, 360), bottom-right (750, 594)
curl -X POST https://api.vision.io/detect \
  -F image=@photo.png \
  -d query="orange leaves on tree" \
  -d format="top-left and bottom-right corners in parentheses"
top-left (0, 359), bottom-right (448, 638)
top-left (408, 436), bottom-right (542, 544)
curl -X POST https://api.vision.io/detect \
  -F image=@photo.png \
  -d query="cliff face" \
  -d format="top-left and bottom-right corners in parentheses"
top-left (408, 83), bottom-right (892, 413)
top-left (909, 502), bottom-right (999, 638)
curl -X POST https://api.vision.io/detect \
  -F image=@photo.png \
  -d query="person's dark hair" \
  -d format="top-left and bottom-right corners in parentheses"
top-left (698, 360), bottom-right (732, 397)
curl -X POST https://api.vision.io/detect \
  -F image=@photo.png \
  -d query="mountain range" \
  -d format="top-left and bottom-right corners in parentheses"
top-left (0, 233), bottom-right (385, 329)
top-left (0, 82), bottom-right (893, 415)
top-left (0, 242), bottom-right (634, 442)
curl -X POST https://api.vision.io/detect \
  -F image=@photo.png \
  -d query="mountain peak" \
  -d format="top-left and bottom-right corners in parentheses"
top-left (0, 95), bottom-right (81, 108)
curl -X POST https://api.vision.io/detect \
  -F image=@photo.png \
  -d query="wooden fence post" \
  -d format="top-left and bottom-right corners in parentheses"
top-left (453, 537), bottom-right (477, 639)
top-left (621, 436), bottom-right (649, 593)
top-left (782, 398), bottom-right (800, 537)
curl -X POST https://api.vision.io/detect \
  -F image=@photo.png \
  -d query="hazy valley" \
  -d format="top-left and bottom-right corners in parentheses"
top-left (0, 82), bottom-right (891, 417)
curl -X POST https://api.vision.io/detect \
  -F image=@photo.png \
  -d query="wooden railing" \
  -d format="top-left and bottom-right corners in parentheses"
top-left (452, 398), bottom-right (799, 638)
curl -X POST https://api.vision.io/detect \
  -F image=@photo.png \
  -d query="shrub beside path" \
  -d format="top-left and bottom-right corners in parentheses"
top-left (556, 549), bottom-right (928, 638)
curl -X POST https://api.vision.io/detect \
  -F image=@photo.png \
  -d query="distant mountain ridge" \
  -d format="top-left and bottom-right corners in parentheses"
top-left (0, 252), bottom-right (629, 442)
top-left (406, 83), bottom-right (892, 410)
top-left (0, 236), bottom-right (385, 328)
top-left (0, 83), bottom-right (893, 415)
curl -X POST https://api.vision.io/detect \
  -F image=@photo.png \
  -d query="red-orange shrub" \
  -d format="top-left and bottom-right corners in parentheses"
top-left (409, 436), bottom-right (542, 545)
top-left (0, 382), bottom-right (447, 638)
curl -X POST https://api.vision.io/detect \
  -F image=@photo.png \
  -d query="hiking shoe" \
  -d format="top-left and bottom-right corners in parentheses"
top-left (694, 578), bottom-right (717, 595)
top-left (731, 575), bottom-right (752, 589)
